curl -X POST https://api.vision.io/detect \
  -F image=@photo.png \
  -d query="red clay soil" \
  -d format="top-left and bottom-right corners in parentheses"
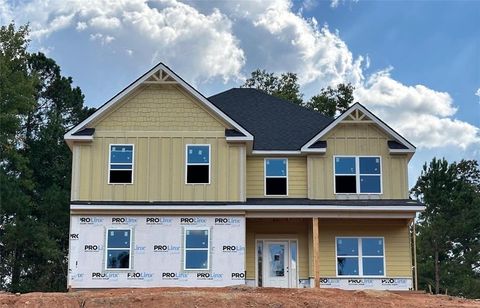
top-left (1, 286), bottom-right (479, 308)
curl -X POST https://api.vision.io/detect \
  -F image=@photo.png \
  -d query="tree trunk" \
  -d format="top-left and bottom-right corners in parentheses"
top-left (11, 248), bottom-right (21, 292)
top-left (434, 244), bottom-right (440, 294)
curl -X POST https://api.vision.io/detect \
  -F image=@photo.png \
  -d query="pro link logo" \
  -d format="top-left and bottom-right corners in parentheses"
top-left (231, 272), bottom-right (246, 280)
top-left (382, 278), bottom-right (406, 285)
top-left (127, 272), bottom-right (154, 281)
top-left (70, 233), bottom-right (79, 240)
top-left (79, 217), bottom-right (104, 225)
top-left (222, 245), bottom-right (245, 253)
top-left (146, 217), bottom-right (173, 225)
top-left (111, 217), bottom-right (137, 225)
top-left (215, 217), bottom-right (241, 226)
top-left (161, 272), bottom-right (189, 281)
top-left (134, 245), bottom-right (147, 255)
top-left (91, 272), bottom-right (119, 281)
top-left (196, 273), bottom-right (223, 281)
top-left (180, 217), bottom-right (207, 225)
top-left (153, 244), bottom-right (181, 254)
top-left (70, 273), bottom-right (84, 282)
top-left (348, 279), bottom-right (364, 285)
top-left (84, 244), bottom-right (103, 252)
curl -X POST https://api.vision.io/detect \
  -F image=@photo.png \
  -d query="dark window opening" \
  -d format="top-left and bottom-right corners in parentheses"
top-left (335, 176), bottom-right (356, 193)
top-left (266, 178), bottom-right (287, 195)
top-left (107, 250), bottom-right (130, 269)
top-left (109, 170), bottom-right (132, 184)
top-left (187, 165), bottom-right (209, 183)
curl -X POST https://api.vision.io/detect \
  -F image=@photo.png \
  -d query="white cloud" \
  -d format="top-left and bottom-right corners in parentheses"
top-left (355, 69), bottom-right (480, 149)
top-left (89, 33), bottom-right (115, 45)
top-left (197, 0), bottom-right (365, 88)
top-left (0, 0), bottom-right (13, 24)
top-left (252, 1), bottom-right (365, 87)
top-left (330, 0), bottom-right (341, 8)
top-left (2, 0), bottom-right (478, 150)
top-left (330, 0), bottom-right (359, 8)
top-left (3, 0), bottom-right (245, 83)
top-left (76, 22), bottom-right (88, 31)
top-left (89, 16), bottom-right (121, 30)
top-left (38, 45), bottom-right (54, 55)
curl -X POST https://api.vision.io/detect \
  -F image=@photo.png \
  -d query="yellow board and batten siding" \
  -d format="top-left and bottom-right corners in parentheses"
top-left (246, 157), bottom-right (307, 198)
top-left (308, 122), bottom-right (409, 199)
top-left (72, 84), bottom-right (245, 202)
top-left (318, 219), bottom-right (412, 278)
top-left (245, 219), bottom-right (310, 280)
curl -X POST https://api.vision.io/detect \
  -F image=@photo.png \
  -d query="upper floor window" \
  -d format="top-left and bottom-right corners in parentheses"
top-left (184, 228), bottom-right (210, 270)
top-left (265, 158), bottom-right (288, 196)
top-left (186, 145), bottom-right (210, 184)
top-left (336, 237), bottom-right (384, 276)
top-left (334, 156), bottom-right (381, 194)
top-left (109, 145), bottom-right (134, 184)
top-left (106, 229), bottom-right (131, 269)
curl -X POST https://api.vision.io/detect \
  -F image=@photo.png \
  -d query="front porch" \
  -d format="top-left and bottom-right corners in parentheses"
top-left (245, 217), bottom-right (415, 290)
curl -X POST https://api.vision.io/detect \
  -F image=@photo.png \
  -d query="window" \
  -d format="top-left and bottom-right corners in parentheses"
top-left (184, 228), bottom-right (210, 270)
top-left (334, 156), bottom-right (381, 194)
top-left (265, 158), bottom-right (288, 196)
top-left (186, 145), bottom-right (210, 184)
top-left (109, 145), bottom-right (134, 184)
top-left (106, 229), bottom-right (131, 269)
top-left (336, 237), bottom-right (384, 276)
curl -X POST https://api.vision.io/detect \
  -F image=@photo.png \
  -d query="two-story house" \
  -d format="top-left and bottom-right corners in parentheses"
top-left (65, 63), bottom-right (424, 290)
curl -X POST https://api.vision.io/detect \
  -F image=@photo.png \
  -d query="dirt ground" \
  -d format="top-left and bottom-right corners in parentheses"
top-left (1, 286), bottom-right (479, 308)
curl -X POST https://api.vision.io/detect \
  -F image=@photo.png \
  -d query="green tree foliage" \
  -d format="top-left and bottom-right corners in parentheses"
top-left (305, 83), bottom-right (355, 117)
top-left (242, 69), bottom-right (303, 106)
top-left (0, 23), bottom-right (94, 292)
top-left (242, 69), bottom-right (355, 116)
top-left (411, 158), bottom-right (480, 298)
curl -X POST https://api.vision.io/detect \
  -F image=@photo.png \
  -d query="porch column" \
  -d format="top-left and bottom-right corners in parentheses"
top-left (312, 217), bottom-right (320, 287)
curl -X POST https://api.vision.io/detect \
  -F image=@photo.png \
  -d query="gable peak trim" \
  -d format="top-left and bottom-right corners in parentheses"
top-left (301, 103), bottom-right (415, 153)
top-left (64, 63), bottom-right (253, 144)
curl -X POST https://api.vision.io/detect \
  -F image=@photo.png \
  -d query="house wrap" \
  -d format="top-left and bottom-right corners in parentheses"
top-left (64, 63), bottom-right (424, 290)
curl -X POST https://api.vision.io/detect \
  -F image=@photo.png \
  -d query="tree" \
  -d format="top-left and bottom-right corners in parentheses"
top-left (242, 69), bottom-right (355, 116)
top-left (305, 83), bottom-right (355, 117)
top-left (242, 69), bottom-right (303, 105)
top-left (0, 23), bottom-right (94, 292)
top-left (411, 158), bottom-right (480, 298)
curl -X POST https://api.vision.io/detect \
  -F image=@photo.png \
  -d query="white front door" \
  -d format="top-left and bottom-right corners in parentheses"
top-left (264, 241), bottom-right (290, 288)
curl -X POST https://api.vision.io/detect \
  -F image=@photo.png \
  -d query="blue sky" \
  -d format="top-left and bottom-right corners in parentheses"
top-left (2, 0), bottom-right (479, 188)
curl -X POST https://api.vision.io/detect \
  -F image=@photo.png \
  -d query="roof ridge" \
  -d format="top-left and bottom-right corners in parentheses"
top-left (210, 87), bottom-right (333, 121)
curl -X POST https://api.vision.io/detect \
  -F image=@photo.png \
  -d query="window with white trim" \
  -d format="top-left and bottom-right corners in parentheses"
top-left (106, 229), bottom-right (131, 269)
top-left (336, 237), bottom-right (384, 276)
top-left (184, 228), bottom-right (210, 270)
top-left (186, 145), bottom-right (210, 184)
top-left (334, 156), bottom-right (381, 193)
top-left (265, 158), bottom-right (288, 196)
top-left (109, 145), bottom-right (134, 184)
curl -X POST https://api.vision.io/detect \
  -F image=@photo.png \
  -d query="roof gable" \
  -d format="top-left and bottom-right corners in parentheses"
top-left (301, 103), bottom-right (415, 153)
top-left (64, 63), bottom-right (253, 146)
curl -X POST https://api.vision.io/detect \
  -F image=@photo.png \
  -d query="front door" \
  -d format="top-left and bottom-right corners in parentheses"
top-left (264, 241), bottom-right (290, 288)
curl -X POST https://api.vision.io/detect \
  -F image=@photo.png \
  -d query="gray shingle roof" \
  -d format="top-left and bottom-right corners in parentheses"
top-left (72, 128), bottom-right (95, 136)
top-left (388, 140), bottom-right (409, 150)
top-left (209, 88), bottom-right (333, 150)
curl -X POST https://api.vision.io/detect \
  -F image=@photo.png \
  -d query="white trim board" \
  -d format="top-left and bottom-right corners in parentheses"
top-left (64, 63), bottom-right (253, 145)
top-left (71, 204), bottom-right (425, 213)
top-left (301, 103), bottom-right (416, 153)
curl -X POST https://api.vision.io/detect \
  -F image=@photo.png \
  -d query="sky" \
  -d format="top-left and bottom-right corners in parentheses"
top-left (1, 0), bottom-right (479, 188)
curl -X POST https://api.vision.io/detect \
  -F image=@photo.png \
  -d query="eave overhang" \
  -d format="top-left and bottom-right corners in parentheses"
top-left (70, 203), bottom-right (424, 219)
